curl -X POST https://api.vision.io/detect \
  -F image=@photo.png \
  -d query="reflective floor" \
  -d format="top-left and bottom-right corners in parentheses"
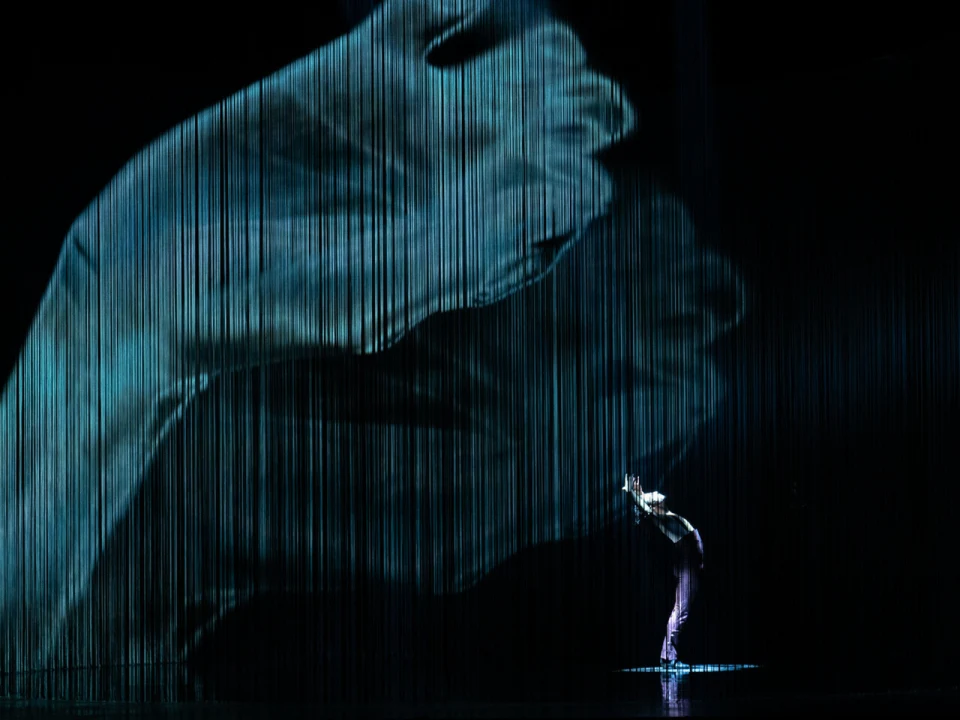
top-left (2, 665), bottom-right (958, 718)
top-left (615, 663), bottom-right (763, 673)
top-left (2, 692), bottom-right (959, 718)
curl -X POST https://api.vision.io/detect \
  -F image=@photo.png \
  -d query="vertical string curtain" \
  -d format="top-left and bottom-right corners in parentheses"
top-left (0, 0), bottom-right (742, 702)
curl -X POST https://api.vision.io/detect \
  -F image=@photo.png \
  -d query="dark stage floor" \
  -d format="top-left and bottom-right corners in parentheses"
top-left (2, 665), bottom-right (958, 718)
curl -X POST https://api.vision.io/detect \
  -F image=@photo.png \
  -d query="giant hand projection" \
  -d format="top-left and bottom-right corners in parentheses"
top-left (1, 0), bottom-right (740, 675)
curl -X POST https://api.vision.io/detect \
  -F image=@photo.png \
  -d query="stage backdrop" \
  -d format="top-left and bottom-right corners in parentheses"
top-left (2, 0), bottom-right (957, 704)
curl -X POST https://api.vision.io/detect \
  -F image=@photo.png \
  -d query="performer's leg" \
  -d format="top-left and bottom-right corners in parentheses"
top-left (660, 561), bottom-right (699, 663)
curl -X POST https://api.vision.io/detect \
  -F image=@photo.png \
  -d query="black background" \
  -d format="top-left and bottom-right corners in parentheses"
top-left (4, 0), bottom-right (958, 703)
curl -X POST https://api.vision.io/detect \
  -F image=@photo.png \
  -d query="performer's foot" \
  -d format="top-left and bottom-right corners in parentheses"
top-left (660, 659), bottom-right (691, 671)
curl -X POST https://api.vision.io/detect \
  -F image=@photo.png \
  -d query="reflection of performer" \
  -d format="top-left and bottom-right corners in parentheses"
top-left (623, 475), bottom-right (703, 670)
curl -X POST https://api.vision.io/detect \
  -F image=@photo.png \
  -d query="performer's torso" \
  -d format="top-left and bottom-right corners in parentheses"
top-left (650, 512), bottom-right (695, 544)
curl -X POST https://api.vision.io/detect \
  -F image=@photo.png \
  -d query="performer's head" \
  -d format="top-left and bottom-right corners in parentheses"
top-left (640, 491), bottom-right (668, 514)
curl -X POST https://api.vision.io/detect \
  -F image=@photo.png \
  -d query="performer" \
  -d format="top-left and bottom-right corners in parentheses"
top-left (623, 475), bottom-right (704, 670)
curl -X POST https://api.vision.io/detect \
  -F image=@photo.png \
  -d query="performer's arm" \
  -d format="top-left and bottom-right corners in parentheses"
top-left (622, 475), bottom-right (654, 522)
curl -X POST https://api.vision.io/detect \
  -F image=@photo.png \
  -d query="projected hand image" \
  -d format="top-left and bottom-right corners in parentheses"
top-left (81, 186), bottom-right (740, 676)
top-left (0, 0), bottom-right (634, 671)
